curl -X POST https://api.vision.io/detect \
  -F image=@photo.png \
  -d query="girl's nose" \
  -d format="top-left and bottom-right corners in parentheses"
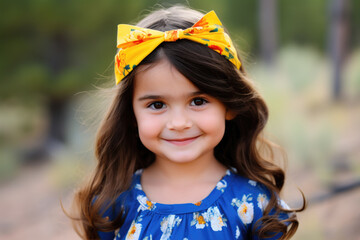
top-left (166, 109), bottom-right (192, 131)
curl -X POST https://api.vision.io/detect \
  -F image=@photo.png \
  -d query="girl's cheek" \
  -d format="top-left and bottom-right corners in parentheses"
top-left (199, 109), bottom-right (226, 128)
top-left (137, 115), bottom-right (163, 137)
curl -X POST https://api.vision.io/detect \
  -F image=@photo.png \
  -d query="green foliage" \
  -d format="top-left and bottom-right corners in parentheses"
top-left (4, 63), bottom-right (50, 98)
top-left (0, 0), bottom-right (153, 100)
top-left (277, 45), bottom-right (324, 92)
top-left (0, 149), bottom-right (19, 182)
top-left (344, 48), bottom-right (360, 98)
top-left (0, 102), bottom-right (45, 181)
top-left (0, 0), bottom-right (359, 101)
top-left (278, 0), bottom-right (327, 50)
top-left (350, 0), bottom-right (360, 46)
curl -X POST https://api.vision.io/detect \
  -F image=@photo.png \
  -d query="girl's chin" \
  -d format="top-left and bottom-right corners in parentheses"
top-left (157, 155), bottom-right (200, 164)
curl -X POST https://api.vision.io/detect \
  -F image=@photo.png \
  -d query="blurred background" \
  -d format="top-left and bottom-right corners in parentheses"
top-left (0, 0), bottom-right (359, 239)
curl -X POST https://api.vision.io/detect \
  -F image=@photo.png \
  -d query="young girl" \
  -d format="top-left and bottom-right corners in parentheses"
top-left (72, 5), bottom-right (304, 240)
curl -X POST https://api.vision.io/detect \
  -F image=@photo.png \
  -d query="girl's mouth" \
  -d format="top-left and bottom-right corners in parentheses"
top-left (165, 136), bottom-right (199, 146)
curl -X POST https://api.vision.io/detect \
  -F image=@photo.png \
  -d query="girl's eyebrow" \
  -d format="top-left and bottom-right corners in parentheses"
top-left (138, 95), bottom-right (163, 101)
top-left (137, 91), bottom-right (204, 101)
top-left (189, 91), bottom-right (204, 96)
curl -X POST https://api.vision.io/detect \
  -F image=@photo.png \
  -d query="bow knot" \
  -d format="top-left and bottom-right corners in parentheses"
top-left (115, 11), bottom-right (241, 84)
top-left (164, 29), bottom-right (182, 42)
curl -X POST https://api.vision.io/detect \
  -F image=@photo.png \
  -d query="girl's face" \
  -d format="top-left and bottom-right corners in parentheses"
top-left (132, 59), bottom-right (233, 165)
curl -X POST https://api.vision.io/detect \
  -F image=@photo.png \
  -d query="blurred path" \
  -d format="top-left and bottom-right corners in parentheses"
top-left (296, 186), bottom-right (360, 240)
top-left (291, 168), bottom-right (360, 240)
top-left (0, 164), bottom-right (79, 240)
top-left (0, 161), bottom-right (359, 239)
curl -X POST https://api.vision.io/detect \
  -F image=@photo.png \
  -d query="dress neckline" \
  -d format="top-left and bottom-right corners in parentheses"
top-left (133, 169), bottom-right (234, 214)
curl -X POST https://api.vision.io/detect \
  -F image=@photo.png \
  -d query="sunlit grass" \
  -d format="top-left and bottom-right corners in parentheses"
top-left (249, 45), bottom-right (360, 185)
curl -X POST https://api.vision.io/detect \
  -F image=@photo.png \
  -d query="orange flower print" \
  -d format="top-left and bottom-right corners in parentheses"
top-left (206, 206), bottom-right (227, 231)
top-left (239, 203), bottom-right (248, 214)
top-left (194, 201), bottom-right (202, 206)
top-left (137, 195), bottom-right (156, 211)
top-left (218, 216), bottom-right (224, 225)
top-left (164, 30), bottom-right (179, 42)
top-left (191, 207), bottom-right (227, 231)
top-left (126, 220), bottom-right (142, 240)
top-left (146, 200), bottom-right (154, 210)
top-left (231, 195), bottom-right (254, 225)
top-left (128, 29), bottom-right (152, 43)
top-left (129, 225), bottom-right (136, 235)
top-left (208, 45), bottom-right (223, 54)
top-left (119, 29), bottom-right (153, 49)
top-left (193, 18), bottom-right (209, 28)
top-left (191, 212), bottom-right (206, 229)
top-left (197, 215), bottom-right (206, 224)
top-left (185, 26), bottom-right (205, 35)
top-left (115, 51), bottom-right (127, 77)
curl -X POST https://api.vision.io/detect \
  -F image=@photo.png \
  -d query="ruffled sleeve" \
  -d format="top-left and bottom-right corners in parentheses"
top-left (229, 176), bottom-right (291, 239)
top-left (247, 182), bottom-right (290, 240)
top-left (97, 178), bottom-right (139, 239)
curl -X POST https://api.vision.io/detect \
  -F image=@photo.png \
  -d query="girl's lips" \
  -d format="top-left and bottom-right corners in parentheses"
top-left (164, 136), bottom-right (199, 146)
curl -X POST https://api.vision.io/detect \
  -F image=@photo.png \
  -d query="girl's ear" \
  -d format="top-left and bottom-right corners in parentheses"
top-left (225, 109), bottom-right (236, 120)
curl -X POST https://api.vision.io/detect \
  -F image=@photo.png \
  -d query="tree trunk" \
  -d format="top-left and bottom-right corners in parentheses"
top-left (22, 33), bottom-right (70, 164)
top-left (258, 0), bottom-right (278, 66)
top-left (329, 0), bottom-right (350, 100)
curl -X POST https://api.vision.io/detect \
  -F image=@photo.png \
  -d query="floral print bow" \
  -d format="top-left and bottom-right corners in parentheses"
top-left (114, 10), bottom-right (241, 84)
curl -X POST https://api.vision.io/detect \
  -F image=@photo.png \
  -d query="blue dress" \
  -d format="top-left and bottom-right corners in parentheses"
top-left (98, 169), bottom-right (289, 240)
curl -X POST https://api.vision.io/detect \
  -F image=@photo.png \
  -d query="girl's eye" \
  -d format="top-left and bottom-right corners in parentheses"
top-left (148, 101), bottom-right (165, 110)
top-left (191, 97), bottom-right (208, 106)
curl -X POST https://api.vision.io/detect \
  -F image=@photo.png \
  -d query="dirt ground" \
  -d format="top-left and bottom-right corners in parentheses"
top-left (0, 163), bottom-right (359, 240)
top-left (0, 164), bottom-right (79, 240)
top-left (290, 169), bottom-right (360, 240)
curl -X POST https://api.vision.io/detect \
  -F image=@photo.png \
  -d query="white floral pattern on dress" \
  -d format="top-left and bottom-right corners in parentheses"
top-left (206, 206), bottom-right (227, 231)
top-left (160, 215), bottom-right (182, 240)
top-left (137, 195), bottom-right (156, 211)
top-left (278, 199), bottom-right (293, 218)
top-left (257, 193), bottom-right (269, 212)
top-left (279, 199), bottom-right (290, 210)
top-left (216, 179), bottom-right (227, 192)
top-left (142, 234), bottom-right (152, 240)
top-left (235, 225), bottom-right (241, 239)
top-left (190, 206), bottom-right (227, 231)
top-left (248, 180), bottom-right (257, 186)
top-left (191, 212), bottom-right (206, 229)
top-left (105, 170), bottom-right (296, 240)
top-left (231, 195), bottom-right (254, 224)
top-left (125, 220), bottom-right (142, 240)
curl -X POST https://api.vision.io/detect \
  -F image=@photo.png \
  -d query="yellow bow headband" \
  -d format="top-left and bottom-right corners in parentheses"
top-left (114, 10), bottom-right (241, 84)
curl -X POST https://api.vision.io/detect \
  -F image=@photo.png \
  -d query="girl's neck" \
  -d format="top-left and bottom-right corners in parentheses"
top-left (140, 154), bottom-right (227, 204)
top-left (143, 155), bottom-right (227, 187)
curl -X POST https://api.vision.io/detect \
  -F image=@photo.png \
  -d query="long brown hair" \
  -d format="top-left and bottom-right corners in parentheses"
top-left (71, 5), bottom-right (305, 239)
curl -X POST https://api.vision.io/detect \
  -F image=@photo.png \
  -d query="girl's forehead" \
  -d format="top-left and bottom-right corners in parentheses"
top-left (133, 59), bottom-right (200, 95)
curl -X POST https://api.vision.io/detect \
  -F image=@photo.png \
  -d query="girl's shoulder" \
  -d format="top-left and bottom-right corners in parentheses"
top-left (226, 169), bottom-right (292, 216)
top-left (225, 170), bottom-right (291, 239)
top-left (97, 172), bottom-right (141, 219)
top-left (225, 169), bottom-right (274, 215)
top-left (225, 169), bottom-right (272, 199)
